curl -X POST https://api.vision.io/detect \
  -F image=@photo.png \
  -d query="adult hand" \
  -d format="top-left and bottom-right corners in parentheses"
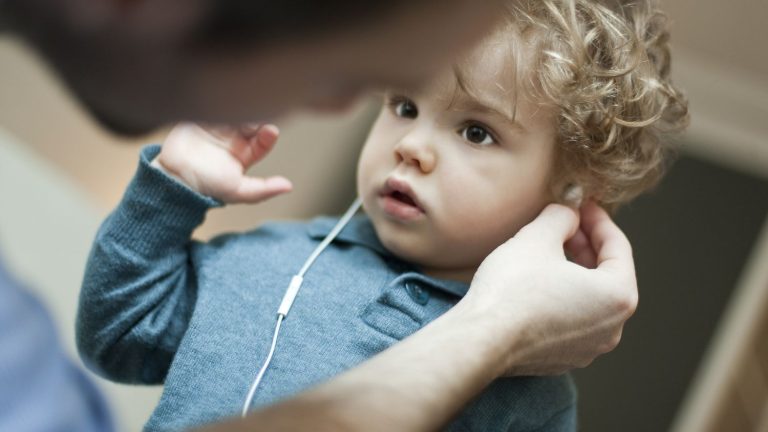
top-left (466, 201), bottom-right (637, 376)
top-left (152, 123), bottom-right (293, 203)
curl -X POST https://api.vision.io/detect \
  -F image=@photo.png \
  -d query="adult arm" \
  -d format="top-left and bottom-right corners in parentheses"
top-left (197, 201), bottom-right (637, 431)
top-left (1, 261), bottom-right (113, 432)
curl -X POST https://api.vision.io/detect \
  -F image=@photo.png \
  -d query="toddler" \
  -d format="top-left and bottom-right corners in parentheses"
top-left (77, 0), bottom-right (687, 430)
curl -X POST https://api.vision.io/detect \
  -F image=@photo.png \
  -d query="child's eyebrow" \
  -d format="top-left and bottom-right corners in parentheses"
top-left (450, 96), bottom-right (527, 134)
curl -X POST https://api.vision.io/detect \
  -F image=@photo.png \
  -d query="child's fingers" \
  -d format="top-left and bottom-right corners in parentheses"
top-left (197, 123), bottom-right (276, 169)
top-left (238, 123), bottom-right (263, 138)
top-left (246, 124), bottom-right (280, 165)
top-left (200, 124), bottom-right (239, 148)
top-left (228, 175), bottom-right (293, 204)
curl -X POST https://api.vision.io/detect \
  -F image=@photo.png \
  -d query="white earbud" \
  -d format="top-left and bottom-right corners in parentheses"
top-left (562, 184), bottom-right (584, 208)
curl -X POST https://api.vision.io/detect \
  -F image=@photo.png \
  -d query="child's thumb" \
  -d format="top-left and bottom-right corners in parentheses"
top-left (228, 176), bottom-right (293, 204)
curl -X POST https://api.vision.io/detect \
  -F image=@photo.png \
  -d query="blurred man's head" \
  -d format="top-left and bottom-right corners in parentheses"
top-left (3, 0), bottom-right (503, 135)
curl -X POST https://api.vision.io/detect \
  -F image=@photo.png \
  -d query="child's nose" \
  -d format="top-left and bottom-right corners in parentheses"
top-left (394, 134), bottom-right (437, 174)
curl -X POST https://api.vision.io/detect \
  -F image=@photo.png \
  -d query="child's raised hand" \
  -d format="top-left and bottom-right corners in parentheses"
top-left (152, 123), bottom-right (293, 204)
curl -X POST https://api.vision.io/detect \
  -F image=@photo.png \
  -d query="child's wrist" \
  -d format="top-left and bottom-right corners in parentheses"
top-left (150, 156), bottom-right (200, 194)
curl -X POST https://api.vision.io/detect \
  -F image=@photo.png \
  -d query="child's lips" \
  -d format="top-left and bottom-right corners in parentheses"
top-left (379, 177), bottom-right (426, 221)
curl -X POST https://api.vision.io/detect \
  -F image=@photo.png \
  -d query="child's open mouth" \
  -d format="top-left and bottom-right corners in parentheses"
top-left (379, 178), bottom-right (425, 221)
top-left (390, 190), bottom-right (417, 207)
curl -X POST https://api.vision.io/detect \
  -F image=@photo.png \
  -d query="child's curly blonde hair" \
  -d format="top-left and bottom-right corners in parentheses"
top-left (498, 0), bottom-right (689, 210)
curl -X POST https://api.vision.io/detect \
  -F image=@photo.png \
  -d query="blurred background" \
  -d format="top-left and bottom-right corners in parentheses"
top-left (1, 1), bottom-right (767, 430)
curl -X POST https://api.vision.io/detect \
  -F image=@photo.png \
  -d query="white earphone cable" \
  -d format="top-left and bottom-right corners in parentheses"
top-left (241, 197), bottom-right (362, 416)
top-left (299, 196), bottom-right (363, 278)
top-left (241, 314), bottom-right (283, 417)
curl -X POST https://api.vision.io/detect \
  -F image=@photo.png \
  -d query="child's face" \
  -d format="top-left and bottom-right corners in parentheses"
top-left (356, 35), bottom-right (557, 282)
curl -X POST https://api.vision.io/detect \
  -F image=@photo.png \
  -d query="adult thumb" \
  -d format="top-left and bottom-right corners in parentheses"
top-left (516, 203), bottom-right (580, 248)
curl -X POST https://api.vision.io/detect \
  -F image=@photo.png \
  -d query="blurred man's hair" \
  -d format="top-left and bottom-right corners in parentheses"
top-left (198, 0), bottom-right (418, 46)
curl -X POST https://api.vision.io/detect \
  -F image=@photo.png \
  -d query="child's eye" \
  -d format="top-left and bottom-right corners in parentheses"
top-left (388, 96), bottom-right (419, 119)
top-left (460, 124), bottom-right (496, 146)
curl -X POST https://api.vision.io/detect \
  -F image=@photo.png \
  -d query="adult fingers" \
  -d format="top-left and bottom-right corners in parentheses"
top-left (581, 201), bottom-right (638, 316)
top-left (516, 203), bottom-right (580, 251)
top-left (580, 201), bottom-right (634, 275)
top-left (565, 227), bottom-right (597, 269)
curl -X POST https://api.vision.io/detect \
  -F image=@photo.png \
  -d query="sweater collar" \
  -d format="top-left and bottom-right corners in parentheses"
top-left (307, 214), bottom-right (390, 257)
top-left (306, 215), bottom-right (470, 298)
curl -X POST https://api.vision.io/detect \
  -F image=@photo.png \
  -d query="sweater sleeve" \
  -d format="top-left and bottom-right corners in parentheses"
top-left (76, 145), bottom-right (222, 384)
top-left (525, 403), bottom-right (577, 432)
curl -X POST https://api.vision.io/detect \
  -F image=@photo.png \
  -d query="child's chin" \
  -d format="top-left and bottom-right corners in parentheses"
top-left (376, 228), bottom-right (428, 263)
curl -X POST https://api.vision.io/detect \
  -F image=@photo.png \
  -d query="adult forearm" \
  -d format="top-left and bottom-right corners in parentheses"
top-left (195, 301), bottom-right (513, 432)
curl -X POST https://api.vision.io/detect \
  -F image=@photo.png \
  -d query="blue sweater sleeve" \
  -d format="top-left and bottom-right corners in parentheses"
top-left (76, 145), bottom-right (221, 384)
top-left (526, 403), bottom-right (577, 432)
